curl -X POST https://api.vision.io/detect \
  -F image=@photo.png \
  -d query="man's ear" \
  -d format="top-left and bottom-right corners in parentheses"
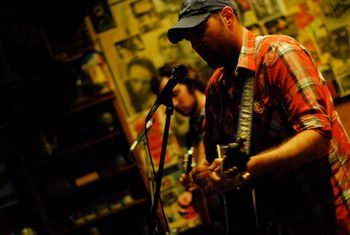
top-left (220, 6), bottom-right (235, 26)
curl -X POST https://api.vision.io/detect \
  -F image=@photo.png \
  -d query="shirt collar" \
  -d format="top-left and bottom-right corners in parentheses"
top-left (208, 29), bottom-right (260, 88)
top-left (221, 28), bottom-right (258, 85)
top-left (237, 28), bottom-right (258, 73)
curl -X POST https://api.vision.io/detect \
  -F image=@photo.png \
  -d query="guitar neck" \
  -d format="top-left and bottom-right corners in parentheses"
top-left (183, 146), bottom-right (194, 175)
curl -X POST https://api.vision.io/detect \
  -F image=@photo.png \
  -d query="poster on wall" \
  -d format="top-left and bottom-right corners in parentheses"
top-left (335, 73), bottom-right (350, 97)
top-left (130, 0), bottom-right (162, 33)
top-left (319, 0), bottom-right (350, 32)
top-left (114, 34), bottom-right (145, 61)
top-left (264, 14), bottom-right (298, 38)
top-left (328, 26), bottom-right (350, 79)
top-left (235, 0), bottom-right (259, 27)
top-left (250, 0), bottom-right (284, 22)
top-left (99, 0), bottom-right (214, 118)
top-left (90, 0), bottom-right (116, 33)
top-left (161, 174), bottom-right (202, 234)
top-left (153, 0), bottom-right (182, 17)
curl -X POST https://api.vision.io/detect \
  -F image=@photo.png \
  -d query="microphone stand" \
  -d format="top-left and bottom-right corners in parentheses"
top-left (143, 132), bottom-right (155, 208)
top-left (148, 98), bottom-right (173, 235)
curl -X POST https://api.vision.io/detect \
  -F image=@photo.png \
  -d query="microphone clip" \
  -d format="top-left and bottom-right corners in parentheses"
top-left (129, 118), bottom-right (155, 152)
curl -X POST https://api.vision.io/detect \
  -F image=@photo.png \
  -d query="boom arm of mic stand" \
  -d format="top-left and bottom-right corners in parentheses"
top-left (148, 101), bottom-right (173, 235)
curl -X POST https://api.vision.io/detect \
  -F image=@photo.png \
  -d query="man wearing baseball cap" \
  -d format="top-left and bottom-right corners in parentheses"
top-left (167, 0), bottom-right (350, 235)
top-left (168, 0), bottom-right (238, 44)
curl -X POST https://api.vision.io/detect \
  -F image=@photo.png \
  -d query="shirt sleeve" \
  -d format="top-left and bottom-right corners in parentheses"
top-left (264, 40), bottom-right (332, 139)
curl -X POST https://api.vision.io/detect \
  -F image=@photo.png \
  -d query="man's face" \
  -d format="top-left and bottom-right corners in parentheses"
top-left (159, 77), bottom-right (196, 117)
top-left (185, 11), bottom-right (235, 68)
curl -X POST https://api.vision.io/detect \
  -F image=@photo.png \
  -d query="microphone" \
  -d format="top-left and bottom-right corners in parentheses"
top-left (129, 118), bottom-right (155, 152)
top-left (146, 64), bottom-right (188, 122)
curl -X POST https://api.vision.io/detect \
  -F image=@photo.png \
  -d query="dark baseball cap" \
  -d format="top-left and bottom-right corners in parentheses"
top-left (167, 0), bottom-right (237, 44)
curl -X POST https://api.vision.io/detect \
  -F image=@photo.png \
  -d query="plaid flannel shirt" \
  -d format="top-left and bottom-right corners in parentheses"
top-left (204, 28), bottom-right (350, 235)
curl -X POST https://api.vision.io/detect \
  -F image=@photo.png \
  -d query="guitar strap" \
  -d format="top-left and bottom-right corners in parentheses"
top-left (236, 73), bottom-right (254, 155)
top-left (239, 73), bottom-right (261, 232)
top-left (222, 36), bottom-right (264, 234)
top-left (237, 35), bottom-right (264, 155)
top-left (220, 73), bottom-right (256, 235)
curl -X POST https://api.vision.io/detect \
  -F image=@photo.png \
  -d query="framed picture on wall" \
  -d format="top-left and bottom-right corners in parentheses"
top-left (319, 0), bottom-right (350, 31)
top-left (114, 35), bottom-right (145, 60)
top-left (90, 0), bottom-right (116, 33)
top-left (335, 73), bottom-right (350, 97)
top-left (249, 0), bottom-right (284, 21)
top-left (130, 0), bottom-right (162, 33)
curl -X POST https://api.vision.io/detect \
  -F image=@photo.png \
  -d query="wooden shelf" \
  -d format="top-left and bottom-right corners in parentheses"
top-left (54, 130), bottom-right (123, 159)
top-left (32, 90), bottom-right (150, 235)
top-left (56, 198), bottom-right (148, 235)
top-left (35, 130), bottom-right (124, 170)
top-left (70, 164), bottom-right (138, 193)
top-left (64, 91), bottom-right (115, 116)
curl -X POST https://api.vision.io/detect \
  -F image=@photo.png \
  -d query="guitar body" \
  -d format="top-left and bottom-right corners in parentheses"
top-left (190, 181), bottom-right (259, 235)
top-left (221, 188), bottom-right (259, 235)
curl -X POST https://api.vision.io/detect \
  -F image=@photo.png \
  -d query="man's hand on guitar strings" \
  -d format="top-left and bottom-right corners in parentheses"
top-left (208, 157), bottom-right (224, 181)
top-left (190, 158), bottom-right (251, 192)
top-left (191, 158), bottom-right (236, 190)
top-left (208, 158), bottom-right (251, 193)
top-left (190, 160), bottom-right (212, 188)
top-left (211, 171), bottom-right (250, 192)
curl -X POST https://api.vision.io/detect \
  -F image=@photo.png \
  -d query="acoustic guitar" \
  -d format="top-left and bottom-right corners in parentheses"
top-left (182, 141), bottom-right (261, 234)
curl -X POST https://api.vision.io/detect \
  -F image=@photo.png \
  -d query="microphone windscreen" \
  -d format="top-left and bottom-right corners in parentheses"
top-left (172, 64), bottom-right (188, 81)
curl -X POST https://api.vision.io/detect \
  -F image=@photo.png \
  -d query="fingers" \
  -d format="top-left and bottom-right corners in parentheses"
top-left (191, 172), bottom-right (210, 187)
top-left (189, 157), bottom-right (251, 193)
top-left (187, 184), bottom-right (199, 192)
top-left (209, 170), bottom-right (221, 181)
top-left (190, 160), bottom-right (209, 181)
top-left (208, 158), bottom-right (223, 171)
top-left (191, 159), bottom-right (224, 187)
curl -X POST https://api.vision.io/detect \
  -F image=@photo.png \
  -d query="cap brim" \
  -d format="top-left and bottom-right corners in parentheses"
top-left (167, 12), bottom-right (211, 44)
